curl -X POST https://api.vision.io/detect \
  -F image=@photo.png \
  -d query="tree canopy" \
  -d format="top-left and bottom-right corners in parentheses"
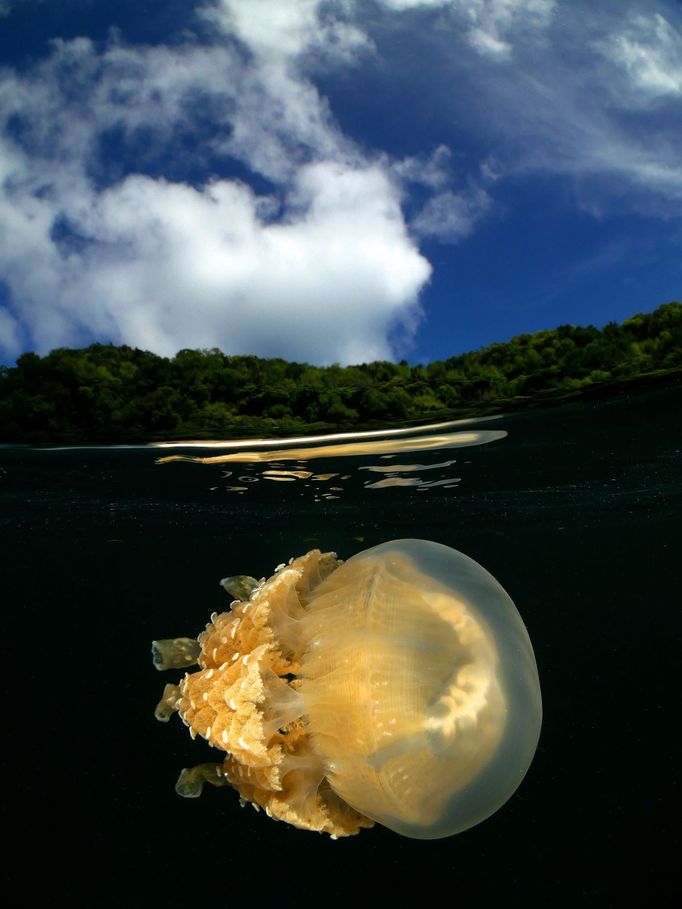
top-left (1, 301), bottom-right (680, 442)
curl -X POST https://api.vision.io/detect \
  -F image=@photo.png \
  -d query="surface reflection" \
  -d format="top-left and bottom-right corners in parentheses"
top-left (156, 430), bottom-right (506, 464)
top-left (156, 423), bottom-right (507, 501)
top-left (364, 476), bottom-right (462, 490)
top-left (151, 415), bottom-right (502, 451)
top-left (360, 458), bottom-right (457, 474)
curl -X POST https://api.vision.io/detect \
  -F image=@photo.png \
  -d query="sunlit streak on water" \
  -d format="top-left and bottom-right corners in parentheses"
top-left (149, 416), bottom-right (502, 450)
top-left (155, 430), bottom-right (507, 465)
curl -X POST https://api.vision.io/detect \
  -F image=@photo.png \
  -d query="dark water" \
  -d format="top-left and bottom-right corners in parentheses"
top-left (2, 381), bottom-right (680, 907)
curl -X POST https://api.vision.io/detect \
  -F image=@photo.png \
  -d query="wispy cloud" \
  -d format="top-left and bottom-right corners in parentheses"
top-left (409, 0), bottom-right (682, 208)
top-left (376, 0), bottom-right (556, 59)
top-left (410, 187), bottom-right (492, 242)
top-left (600, 12), bottom-right (682, 100)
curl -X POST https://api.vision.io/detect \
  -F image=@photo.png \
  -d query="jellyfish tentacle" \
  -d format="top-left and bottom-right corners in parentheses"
top-left (175, 763), bottom-right (231, 798)
top-left (154, 682), bottom-right (183, 721)
top-left (151, 637), bottom-right (201, 671)
top-left (220, 575), bottom-right (259, 601)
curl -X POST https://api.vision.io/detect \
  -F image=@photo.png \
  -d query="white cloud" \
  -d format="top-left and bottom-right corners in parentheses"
top-left (394, 147), bottom-right (495, 241)
top-left (464, 0), bottom-right (555, 59)
top-left (204, 0), bottom-right (372, 64)
top-left (600, 12), bottom-right (682, 100)
top-left (198, 0), bottom-right (372, 182)
top-left (411, 187), bottom-right (492, 242)
top-left (376, 0), bottom-right (555, 59)
top-left (392, 145), bottom-right (454, 190)
top-left (206, 0), bottom-right (325, 59)
top-left (0, 4), bottom-right (428, 364)
top-left (51, 163), bottom-right (428, 363)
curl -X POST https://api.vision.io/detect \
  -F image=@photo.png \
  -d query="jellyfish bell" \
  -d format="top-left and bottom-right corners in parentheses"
top-left (153, 539), bottom-right (542, 839)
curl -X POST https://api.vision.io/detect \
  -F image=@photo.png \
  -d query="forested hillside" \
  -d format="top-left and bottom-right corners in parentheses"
top-left (1, 301), bottom-right (680, 442)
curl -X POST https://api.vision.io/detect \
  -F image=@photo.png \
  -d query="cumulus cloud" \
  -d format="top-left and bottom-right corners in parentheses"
top-left (0, 2), bottom-right (429, 364)
top-left (5, 162), bottom-right (428, 362)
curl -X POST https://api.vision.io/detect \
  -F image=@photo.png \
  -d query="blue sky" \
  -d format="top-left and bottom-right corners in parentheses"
top-left (0, 0), bottom-right (680, 366)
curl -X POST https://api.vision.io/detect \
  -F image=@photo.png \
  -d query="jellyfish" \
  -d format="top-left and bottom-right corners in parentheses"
top-left (152, 539), bottom-right (542, 839)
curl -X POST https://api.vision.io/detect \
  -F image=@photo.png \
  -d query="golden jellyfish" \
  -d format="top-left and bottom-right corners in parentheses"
top-left (152, 539), bottom-right (542, 839)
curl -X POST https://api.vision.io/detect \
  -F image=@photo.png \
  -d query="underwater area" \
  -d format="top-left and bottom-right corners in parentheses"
top-left (2, 379), bottom-right (679, 907)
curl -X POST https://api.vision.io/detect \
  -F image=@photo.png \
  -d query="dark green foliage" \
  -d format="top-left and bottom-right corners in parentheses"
top-left (1, 302), bottom-right (680, 442)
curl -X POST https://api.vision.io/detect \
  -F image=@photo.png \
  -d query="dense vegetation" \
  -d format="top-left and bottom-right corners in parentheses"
top-left (1, 301), bottom-right (680, 442)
